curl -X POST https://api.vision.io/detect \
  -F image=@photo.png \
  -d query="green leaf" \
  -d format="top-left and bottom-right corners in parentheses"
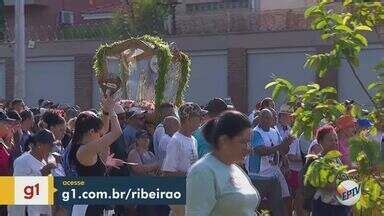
top-left (321, 33), bottom-right (332, 40)
top-left (343, 0), bottom-right (352, 6)
top-left (315, 104), bottom-right (329, 109)
top-left (272, 84), bottom-right (283, 100)
top-left (293, 86), bottom-right (309, 95)
top-left (355, 33), bottom-right (368, 46)
top-left (307, 88), bottom-right (318, 94)
top-left (308, 83), bottom-right (320, 90)
top-left (324, 150), bottom-right (342, 159)
top-left (355, 25), bottom-right (372, 31)
top-left (321, 87), bottom-right (337, 94)
top-left (305, 6), bottom-right (318, 18)
top-left (335, 25), bottom-right (353, 33)
top-left (319, 68), bottom-right (328, 78)
top-left (316, 20), bottom-right (327, 29)
top-left (342, 14), bottom-right (351, 25)
top-left (265, 81), bottom-right (278, 89)
top-left (335, 103), bottom-right (345, 113)
top-left (276, 78), bottom-right (294, 90)
top-left (368, 82), bottom-right (379, 90)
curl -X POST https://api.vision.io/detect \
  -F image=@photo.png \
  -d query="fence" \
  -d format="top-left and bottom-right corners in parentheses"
top-left (1, 8), bottom-right (310, 43)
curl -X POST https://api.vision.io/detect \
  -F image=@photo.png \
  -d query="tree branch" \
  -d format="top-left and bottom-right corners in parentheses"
top-left (346, 58), bottom-right (381, 111)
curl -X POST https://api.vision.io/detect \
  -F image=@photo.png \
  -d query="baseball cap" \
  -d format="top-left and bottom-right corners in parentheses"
top-left (135, 130), bottom-right (150, 139)
top-left (335, 115), bottom-right (357, 131)
top-left (206, 98), bottom-right (228, 115)
top-left (127, 107), bottom-right (146, 119)
top-left (0, 109), bottom-right (16, 123)
top-left (279, 104), bottom-right (292, 114)
top-left (357, 119), bottom-right (373, 128)
top-left (179, 102), bottom-right (207, 121)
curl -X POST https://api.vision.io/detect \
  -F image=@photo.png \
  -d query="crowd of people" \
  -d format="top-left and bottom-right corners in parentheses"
top-left (0, 93), bottom-right (383, 216)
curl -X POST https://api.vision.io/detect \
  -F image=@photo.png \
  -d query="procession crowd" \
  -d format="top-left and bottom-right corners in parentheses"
top-left (0, 93), bottom-right (383, 216)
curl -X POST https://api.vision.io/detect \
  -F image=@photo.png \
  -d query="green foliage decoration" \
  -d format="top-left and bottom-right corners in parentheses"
top-left (93, 35), bottom-right (191, 107)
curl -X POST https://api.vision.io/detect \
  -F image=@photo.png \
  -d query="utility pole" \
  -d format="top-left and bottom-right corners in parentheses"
top-left (0, 0), bottom-right (5, 41)
top-left (14, 0), bottom-right (26, 99)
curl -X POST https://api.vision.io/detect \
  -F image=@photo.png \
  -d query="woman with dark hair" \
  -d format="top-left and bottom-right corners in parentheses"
top-left (186, 111), bottom-right (260, 216)
top-left (8, 129), bottom-right (56, 216)
top-left (41, 110), bottom-right (66, 154)
top-left (306, 125), bottom-right (350, 216)
top-left (70, 93), bottom-right (122, 216)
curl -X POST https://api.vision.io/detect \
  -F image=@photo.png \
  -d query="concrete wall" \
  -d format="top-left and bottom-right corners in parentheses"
top-left (247, 48), bottom-right (315, 110)
top-left (260, 0), bottom-right (307, 10)
top-left (25, 57), bottom-right (75, 106)
top-left (338, 46), bottom-right (384, 108)
top-left (185, 51), bottom-right (228, 105)
top-left (0, 62), bottom-right (5, 99)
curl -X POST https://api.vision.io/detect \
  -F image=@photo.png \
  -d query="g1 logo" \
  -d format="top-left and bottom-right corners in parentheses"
top-left (24, 183), bottom-right (40, 199)
top-left (335, 180), bottom-right (361, 206)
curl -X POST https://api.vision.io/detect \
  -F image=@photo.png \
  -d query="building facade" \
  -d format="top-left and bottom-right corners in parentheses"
top-left (0, 0), bottom-right (381, 112)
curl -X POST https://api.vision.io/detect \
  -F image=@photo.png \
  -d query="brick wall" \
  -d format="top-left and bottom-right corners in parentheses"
top-left (74, 55), bottom-right (93, 110)
top-left (228, 48), bottom-right (248, 112)
top-left (5, 57), bottom-right (14, 100)
top-left (176, 9), bottom-right (309, 35)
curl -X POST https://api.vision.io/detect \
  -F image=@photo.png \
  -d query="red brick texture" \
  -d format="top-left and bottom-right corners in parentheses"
top-left (176, 9), bottom-right (310, 35)
top-left (5, 57), bottom-right (14, 100)
top-left (74, 55), bottom-right (93, 110)
top-left (228, 48), bottom-right (248, 113)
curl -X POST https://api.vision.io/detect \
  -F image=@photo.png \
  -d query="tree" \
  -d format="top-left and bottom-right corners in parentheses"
top-left (111, 0), bottom-right (169, 39)
top-left (266, 0), bottom-right (384, 215)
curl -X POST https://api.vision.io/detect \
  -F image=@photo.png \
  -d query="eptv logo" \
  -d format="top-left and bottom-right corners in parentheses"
top-left (335, 180), bottom-right (361, 206)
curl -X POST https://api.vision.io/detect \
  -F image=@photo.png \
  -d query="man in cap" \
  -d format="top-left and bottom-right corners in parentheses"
top-left (277, 104), bottom-right (293, 139)
top-left (153, 102), bottom-right (176, 161)
top-left (335, 115), bottom-right (357, 167)
top-left (123, 107), bottom-right (146, 155)
top-left (194, 98), bottom-right (228, 158)
top-left (162, 102), bottom-right (205, 216)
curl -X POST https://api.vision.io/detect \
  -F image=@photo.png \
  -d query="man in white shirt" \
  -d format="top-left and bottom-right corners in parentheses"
top-left (277, 104), bottom-right (293, 139)
top-left (162, 102), bottom-right (206, 216)
top-left (158, 116), bottom-right (180, 165)
top-left (153, 103), bottom-right (176, 161)
top-left (246, 109), bottom-right (294, 216)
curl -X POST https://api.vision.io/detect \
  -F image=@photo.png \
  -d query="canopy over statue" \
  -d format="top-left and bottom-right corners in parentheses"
top-left (93, 35), bottom-right (191, 107)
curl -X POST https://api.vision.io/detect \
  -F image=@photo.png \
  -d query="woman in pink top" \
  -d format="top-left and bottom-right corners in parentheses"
top-left (335, 115), bottom-right (357, 167)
